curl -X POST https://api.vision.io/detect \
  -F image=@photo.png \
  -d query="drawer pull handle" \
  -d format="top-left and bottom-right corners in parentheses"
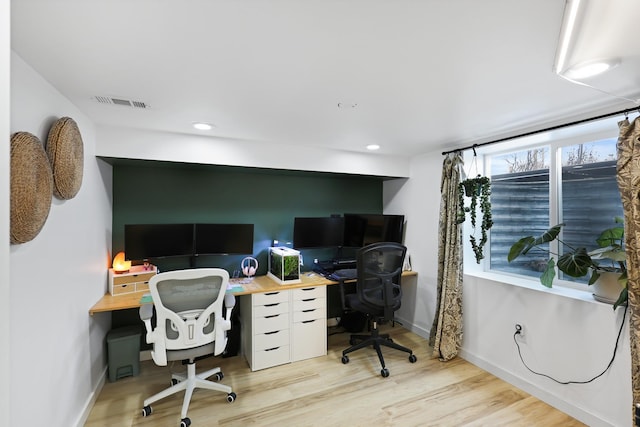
top-left (265, 292), bottom-right (280, 296)
top-left (264, 330), bottom-right (280, 335)
top-left (302, 320), bottom-right (316, 324)
top-left (301, 288), bottom-right (315, 291)
top-left (265, 347), bottom-right (280, 352)
top-left (265, 314), bottom-right (280, 319)
top-left (302, 298), bottom-right (316, 302)
top-left (265, 303), bottom-right (280, 307)
top-left (302, 309), bottom-right (316, 313)
top-left (122, 284), bottom-right (129, 288)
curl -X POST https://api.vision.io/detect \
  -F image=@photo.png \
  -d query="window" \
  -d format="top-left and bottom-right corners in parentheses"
top-left (488, 147), bottom-right (550, 279)
top-left (487, 137), bottom-right (622, 286)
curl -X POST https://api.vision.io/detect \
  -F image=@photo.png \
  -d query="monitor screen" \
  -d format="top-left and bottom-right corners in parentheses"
top-left (343, 214), bottom-right (405, 247)
top-left (124, 223), bottom-right (195, 260)
top-left (194, 223), bottom-right (254, 255)
top-left (293, 217), bottom-right (345, 248)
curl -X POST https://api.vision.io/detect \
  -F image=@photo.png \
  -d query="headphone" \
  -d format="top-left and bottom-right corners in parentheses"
top-left (241, 257), bottom-right (258, 277)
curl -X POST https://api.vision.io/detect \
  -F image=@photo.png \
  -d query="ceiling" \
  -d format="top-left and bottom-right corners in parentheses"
top-left (10, 0), bottom-right (640, 157)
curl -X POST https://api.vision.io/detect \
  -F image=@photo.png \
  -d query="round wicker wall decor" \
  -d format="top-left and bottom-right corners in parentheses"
top-left (10, 132), bottom-right (53, 244)
top-left (46, 116), bottom-right (84, 199)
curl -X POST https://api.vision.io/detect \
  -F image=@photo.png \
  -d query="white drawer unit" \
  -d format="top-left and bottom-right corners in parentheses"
top-left (291, 287), bottom-right (326, 362)
top-left (241, 290), bottom-right (293, 371)
top-left (241, 286), bottom-right (327, 371)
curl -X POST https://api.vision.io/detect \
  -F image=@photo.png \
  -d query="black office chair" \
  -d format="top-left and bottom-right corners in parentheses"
top-left (340, 242), bottom-right (417, 377)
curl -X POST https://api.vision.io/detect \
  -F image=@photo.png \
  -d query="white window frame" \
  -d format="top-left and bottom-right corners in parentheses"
top-left (462, 118), bottom-right (622, 294)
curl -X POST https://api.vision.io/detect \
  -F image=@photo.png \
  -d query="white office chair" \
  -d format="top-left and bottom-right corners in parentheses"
top-left (139, 268), bottom-right (237, 427)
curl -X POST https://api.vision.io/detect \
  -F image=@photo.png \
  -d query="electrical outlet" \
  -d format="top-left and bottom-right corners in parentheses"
top-left (515, 323), bottom-right (524, 337)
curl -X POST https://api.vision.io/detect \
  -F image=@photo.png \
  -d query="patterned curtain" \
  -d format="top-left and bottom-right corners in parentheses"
top-left (616, 115), bottom-right (640, 421)
top-left (429, 152), bottom-right (464, 361)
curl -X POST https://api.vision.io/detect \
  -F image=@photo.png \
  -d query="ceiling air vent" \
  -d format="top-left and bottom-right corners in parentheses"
top-left (93, 96), bottom-right (149, 109)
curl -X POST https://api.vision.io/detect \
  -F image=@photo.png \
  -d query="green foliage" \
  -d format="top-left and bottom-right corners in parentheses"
top-left (283, 255), bottom-right (299, 279)
top-left (270, 253), bottom-right (299, 280)
top-left (508, 218), bottom-right (627, 309)
top-left (457, 175), bottom-right (493, 263)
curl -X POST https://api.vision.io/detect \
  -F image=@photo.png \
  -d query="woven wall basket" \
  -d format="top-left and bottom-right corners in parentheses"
top-left (46, 117), bottom-right (84, 199)
top-left (10, 132), bottom-right (53, 244)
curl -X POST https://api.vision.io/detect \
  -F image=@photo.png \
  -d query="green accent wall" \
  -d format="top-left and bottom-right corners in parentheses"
top-left (112, 160), bottom-right (385, 276)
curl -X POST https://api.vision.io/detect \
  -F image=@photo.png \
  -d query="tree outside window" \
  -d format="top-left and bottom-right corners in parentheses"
top-left (488, 138), bottom-right (622, 286)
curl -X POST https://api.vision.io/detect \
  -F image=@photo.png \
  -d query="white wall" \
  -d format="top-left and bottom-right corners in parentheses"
top-left (385, 150), bottom-right (632, 427)
top-left (383, 154), bottom-right (441, 337)
top-left (10, 52), bottom-right (112, 427)
top-left (96, 125), bottom-right (411, 178)
top-left (1, 1), bottom-right (11, 425)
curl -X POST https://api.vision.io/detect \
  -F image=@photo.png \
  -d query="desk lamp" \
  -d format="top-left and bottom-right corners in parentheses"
top-left (112, 251), bottom-right (131, 273)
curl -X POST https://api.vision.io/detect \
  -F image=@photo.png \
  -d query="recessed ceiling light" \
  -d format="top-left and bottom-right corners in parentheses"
top-left (192, 122), bottom-right (213, 130)
top-left (563, 59), bottom-right (618, 80)
top-left (366, 144), bottom-right (380, 151)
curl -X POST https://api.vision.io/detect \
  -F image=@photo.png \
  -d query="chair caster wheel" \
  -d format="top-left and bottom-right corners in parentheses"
top-left (180, 417), bottom-right (191, 427)
top-left (409, 354), bottom-right (417, 363)
top-left (141, 405), bottom-right (152, 417)
top-left (227, 392), bottom-right (237, 403)
top-left (341, 355), bottom-right (349, 364)
top-left (214, 372), bottom-right (224, 381)
top-left (381, 368), bottom-right (390, 377)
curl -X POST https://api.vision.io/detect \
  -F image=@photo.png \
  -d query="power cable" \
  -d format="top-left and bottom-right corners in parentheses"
top-left (513, 304), bottom-right (627, 385)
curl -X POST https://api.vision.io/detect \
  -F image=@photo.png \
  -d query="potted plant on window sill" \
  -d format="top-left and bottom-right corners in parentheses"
top-left (507, 217), bottom-right (627, 309)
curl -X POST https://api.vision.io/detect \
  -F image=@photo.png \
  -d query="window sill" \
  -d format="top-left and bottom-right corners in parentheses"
top-left (464, 270), bottom-right (604, 305)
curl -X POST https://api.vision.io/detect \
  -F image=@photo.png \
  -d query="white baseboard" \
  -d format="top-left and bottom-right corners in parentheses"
top-left (393, 316), bottom-right (430, 339)
top-left (458, 348), bottom-right (614, 427)
top-left (75, 352), bottom-right (151, 426)
top-left (73, 366), bottom-right (107, 427)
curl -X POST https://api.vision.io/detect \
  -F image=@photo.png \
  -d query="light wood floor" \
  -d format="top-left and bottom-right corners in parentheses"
top-left (85, 325), bottom-right (585, 426)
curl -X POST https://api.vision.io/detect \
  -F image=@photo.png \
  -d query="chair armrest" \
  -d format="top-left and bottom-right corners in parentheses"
top-left (139, 303), bottom-right (154, 321)
top-left (224, 293), bottom-right (236, 322)
top-left (139, 304), bottom-right (167, 365)
top-left (139, 304), bottom-right (154, 339)
top-left (337, 279), bottom-right (350, 310)
top-left (212, 294), bottom-right (236, 355)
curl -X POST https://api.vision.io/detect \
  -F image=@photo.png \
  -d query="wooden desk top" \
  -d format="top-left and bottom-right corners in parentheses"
top-left (89, 270), bottom-right (417, 315)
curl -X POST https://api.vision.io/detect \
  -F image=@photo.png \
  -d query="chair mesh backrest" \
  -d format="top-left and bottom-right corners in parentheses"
top-left (356, 242), bottom-right (407, 321)
top-left (150, 269), bottom-right (227, 349)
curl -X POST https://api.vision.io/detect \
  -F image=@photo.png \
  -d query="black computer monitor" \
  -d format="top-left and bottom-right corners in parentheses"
top-left (194, 223), bottom-right (254, 255)
top-left (293, 217), bottom-right (345, 248)
top-left (343, 214), bottom-right (404, 247)
top-left (124, 223), bottom-right (195, 260)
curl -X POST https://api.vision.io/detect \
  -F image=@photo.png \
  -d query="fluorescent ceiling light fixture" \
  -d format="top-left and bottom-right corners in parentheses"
top-left (553, 0), bottom-right (582, 75)
top-left (366, 144), bottom-right (380, 151)
top-left (192, 122), bottom-right (213, 130)
top-left (563, 59), bottom-right (618, 79)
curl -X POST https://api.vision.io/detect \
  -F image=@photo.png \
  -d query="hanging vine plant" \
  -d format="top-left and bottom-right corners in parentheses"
top-left (457, 174), bottom-right (493, 263)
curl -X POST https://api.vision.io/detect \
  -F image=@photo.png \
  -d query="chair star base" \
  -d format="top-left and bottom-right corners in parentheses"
top-left (341, 321), bottom-right (416, 377)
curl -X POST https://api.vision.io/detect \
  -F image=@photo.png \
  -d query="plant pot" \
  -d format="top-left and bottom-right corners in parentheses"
top-left (591, 271), bottom-right (625, 304)
top-left (463, 180), bottom-right (482, 197)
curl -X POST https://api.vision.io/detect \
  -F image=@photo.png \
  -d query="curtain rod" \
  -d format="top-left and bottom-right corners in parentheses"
top-left (441, 106), bottom-right (639, 156)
